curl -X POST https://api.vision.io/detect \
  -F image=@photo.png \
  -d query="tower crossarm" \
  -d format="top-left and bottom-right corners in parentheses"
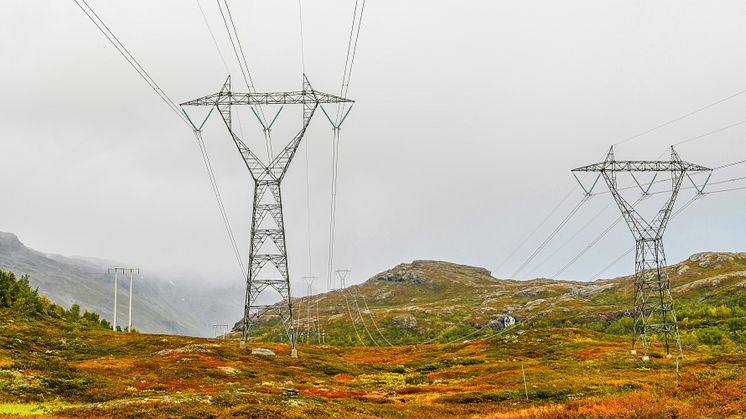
top-left (572, 160), bottom-right (711, 173)
top-left (180, 90), bottom-right (354, 107)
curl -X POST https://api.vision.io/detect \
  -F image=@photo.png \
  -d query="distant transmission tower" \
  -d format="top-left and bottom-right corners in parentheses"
top-left (182, 76), bottom-right (353, 358)
top-left (107, 267), bottom-right (140, 332)
top-left (302, 276), bottom-right (317, 344)
top-left (212, 324), bottom-right (230, 339)
top-left (335, 269), bottom-right (350, 289)
top-left (573, 147), bottom-right (711, 360)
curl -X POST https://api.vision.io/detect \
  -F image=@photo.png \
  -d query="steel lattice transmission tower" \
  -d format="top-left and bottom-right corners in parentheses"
top-left (182, 75), bottom-right (353, 357)
top-left (573, 147), bottom-right (711, 360)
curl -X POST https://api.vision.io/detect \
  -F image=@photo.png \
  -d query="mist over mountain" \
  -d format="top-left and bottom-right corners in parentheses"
top-left (0, 231), bottom-right (241, 337)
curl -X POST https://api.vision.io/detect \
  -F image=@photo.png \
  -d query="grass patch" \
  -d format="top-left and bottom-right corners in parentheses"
top-left (0, 403), bottom-right (68, 415)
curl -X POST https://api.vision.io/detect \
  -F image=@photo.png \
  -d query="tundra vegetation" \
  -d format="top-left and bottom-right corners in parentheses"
top-left (0, 253), bottom-right (744, 417)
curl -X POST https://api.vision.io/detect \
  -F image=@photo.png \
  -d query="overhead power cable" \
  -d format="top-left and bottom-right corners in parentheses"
top-left (297, 0), bottom-right (306, 74)
top-left (496, 185), bottom-right (575, 273)
top-left (192, 129), bottom-right (247, 276)
top-left (196, 0), bottom-right (230, 73)
top-left (215, 0), bottom-right (273, 160)
top-left (713, 159), bottom-right (746, 171)
top-left (674, 118), bottom-right (746, 147)
top-left (71, 0), bottom-right (190, 127)
top-left (216, 0), bottom-right (257, 94)
top-left (357, 292), bottom-right (393, 346)
top-left (326, 131), bottom-right (342, 289)
top-left (589, 194), bottom-right (701, 280)
top-left (325, 0), bottom-right (367, 290)
top-left (340, 288), bottom-right (366, 346)
top-left (511, 196), bottom-right (590, 278)
top-left (615, 87), bottom-right (746, 146)
top-left (304, 142), bottom-right (314, 276)
top-left (553, 195), bottom-right (646, 278)
top-left (706, 185), bottom-right (746, 194)
top-left (348, 289), bottom-right (379, 346)
top-left (335, 0), bottom-right (366, 122)
top-left (72, 0), bottom-right (246, 278)
top-left (527, 200), bottom-right (614, 276)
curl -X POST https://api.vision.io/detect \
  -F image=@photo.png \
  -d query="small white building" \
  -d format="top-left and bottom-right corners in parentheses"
top-left (503, 315), bottom-right (516, 328)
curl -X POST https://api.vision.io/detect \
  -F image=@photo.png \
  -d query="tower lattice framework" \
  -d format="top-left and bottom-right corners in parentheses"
top-left (182, 75), bottom-right (353, 357)
top-left (573, 147), bottom-right (711, 359)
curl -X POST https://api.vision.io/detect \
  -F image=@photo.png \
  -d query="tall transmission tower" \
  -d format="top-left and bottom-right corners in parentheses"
top-left (107, 267), bottom-right (140, 332)
top-left (182, 75), bottom-right (353, 358)
top-left (335, 269), bottom-right (350, 289)
top-left (573, 147), bottom-right (711, 360)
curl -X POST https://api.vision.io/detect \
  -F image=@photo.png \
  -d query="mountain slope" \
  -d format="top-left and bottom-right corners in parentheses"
top-left (1, 274), bottom-right (745, 418)
top-left (0, 232), bottom-right (238, 336)
top-left (236, 253), bottom-right (746, 347)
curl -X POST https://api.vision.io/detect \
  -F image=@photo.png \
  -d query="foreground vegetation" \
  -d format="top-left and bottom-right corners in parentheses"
top-left (0, 276), bottom-right (741, 416)
top-left (0, 256), bottom-right (745, 417)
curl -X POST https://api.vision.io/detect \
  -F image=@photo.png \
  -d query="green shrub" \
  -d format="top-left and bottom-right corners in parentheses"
top-left (405, 374), bottom-right (432, 385)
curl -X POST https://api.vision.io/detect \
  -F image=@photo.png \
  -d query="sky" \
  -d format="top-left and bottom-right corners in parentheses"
top-left (1, 1), bottom-right (745, 304)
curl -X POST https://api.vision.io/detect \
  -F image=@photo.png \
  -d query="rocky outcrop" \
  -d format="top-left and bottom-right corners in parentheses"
top-left (393, 314), bottom-right (418, 330)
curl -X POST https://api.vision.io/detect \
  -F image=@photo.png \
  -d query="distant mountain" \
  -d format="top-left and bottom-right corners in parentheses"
top-left (0, 231), bottom-right (241, 337)
top-left (233, 253), bottom-right (746, 345)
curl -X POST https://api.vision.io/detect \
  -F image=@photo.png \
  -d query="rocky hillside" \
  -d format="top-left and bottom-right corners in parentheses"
top-left (236, 253), bottom-right (746, 346)
top-left (0, 232), bottom-right (239, 336)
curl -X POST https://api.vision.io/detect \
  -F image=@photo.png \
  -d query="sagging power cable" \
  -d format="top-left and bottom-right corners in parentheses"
top-left (325, 0), bottom-right (366, 290)
top-left (216, 0), bottom-right (274, 160)
top-left (72, 0), bottom-right (247, 279)
top-left (71, 0), bottom-right (190, 127)
top-left (615, 87), bottom-right (746, 146)
top-left (511, 196), bottom-right (591, 278)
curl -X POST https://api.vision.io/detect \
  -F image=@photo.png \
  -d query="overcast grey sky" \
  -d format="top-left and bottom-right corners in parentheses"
top-left (1, 1), bottom-right (745, 295)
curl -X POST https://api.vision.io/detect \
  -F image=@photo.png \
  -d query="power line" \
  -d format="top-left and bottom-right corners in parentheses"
top-left (326, 131), bottom-right (342, 290)
top-left (511, 197), bottom-right (590, 278)
top-left (714, 159), bottom-right (746, 171)
top-left (553, 195), bottom-right (645, 278)
top-left (348, 289), bottom-right (379, 346)
top-left (496, 185), bottom-right (576, 273)
top-left (336, 0), bottom-right (361, 122)
top-left (674, 118), bottom-right (746, 147)
top-left (325, 1), bottom-right (367, 290)
top-left (589, 194), bottom-right (701, 280)
top-left (71, 0), bottom-right (189, 127)
top-left (297, 0), bottom-right (306, 74)
top-left (357, 292), bottom-right (393, 346)
top-left (337, 0), bottom-right (366, 122)
top-left (340, 287), bottom-right (366, 346)
top-left (304, 140), bottom-right (313, 276)
top-left (215, 0), bottom-right (273, 161)
top-left (193, 130), bottom-right (247, 276)
top-left (593, 182), bottom-right (746, 280)
top-left (706, 184), bottom-right (746, 194)
top-left (196, 0), bottom-right (230, 73)
top-left (615, 87), bottom-right (746, 146)
top-left (71, 0), bottom-right (247, 279)
top-left (527, 200), bottom-right (614, 276)
top-left (216, 0), bottom-right (256, 93)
